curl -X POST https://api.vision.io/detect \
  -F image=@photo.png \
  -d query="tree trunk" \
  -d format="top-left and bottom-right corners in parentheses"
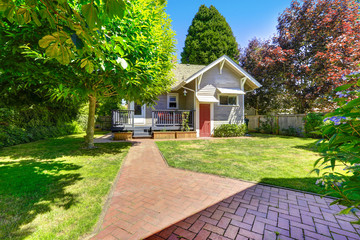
top-left (85, 95), bottom-right (96, 149)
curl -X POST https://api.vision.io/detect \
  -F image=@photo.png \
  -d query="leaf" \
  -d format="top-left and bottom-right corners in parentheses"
top-left (45, 43), bottom-right (60, 58)
top-left (82, 3), bottom-right (99, 29)
top-left (56, 45), bottom-right (71, 65)
top-left (39, 35), bottom-right (56, 48)
top-left (343, 98), bottom-right (360, 110)
top-left (105, 0), bottom-right (126, 19)
top-left (335, 84), bottom-right (352, 92)
top-left (30, 11), bottom-right (41, 26)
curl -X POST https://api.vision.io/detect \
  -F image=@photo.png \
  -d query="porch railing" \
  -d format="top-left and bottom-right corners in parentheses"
top-left (152, 110), bottom-right (195, 129)
top-left (111, 110), bottom-right (134, 130)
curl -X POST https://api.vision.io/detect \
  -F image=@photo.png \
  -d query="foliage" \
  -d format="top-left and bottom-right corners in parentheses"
top-left (0, 134), bottom-right (131, 239)
top-left (181, 5), bottom-right (239, 64)
top-left (96, 97), bottom-right (125, 116)
top-left (213, 124), bottom-right (246, 137)
top-left (1, 0), bottom-right (175, 148)
top-left (304, 113), bottom-right (325, 138)
top-left (281, 126), bottom-right (303, 137)
top-left (181, 112), bottom-right (190, 132)
top-left (240, 0), bottom-right (360, 113)
top-left (240, 38), bottom-right (295, 114)
top-left (258, 115), bottom-right (279, 134)
top-left (0, 0), bottom-right (126, 69)
top-left (314, 73), bottom-right (360, 223)
top-left (0, 122), bottom-right (81, 148)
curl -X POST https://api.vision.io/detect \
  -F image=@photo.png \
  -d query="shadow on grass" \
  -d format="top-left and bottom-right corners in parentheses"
top-left (0, 135), bottom-right (129, 160)
top-left (0, 160), bottom-right (82, 239)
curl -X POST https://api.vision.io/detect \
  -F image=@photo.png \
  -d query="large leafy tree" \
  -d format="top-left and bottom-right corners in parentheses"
top-left (239, 38), bottom-right (295, 114)
top-left (0, 0), bottom-right (175, 148)
top-left (181, 5), bottom-right (239, 64)
top-left (240, 0), bottom-right (360, 114)
top-left (275, 0), bottom-right (360, 113)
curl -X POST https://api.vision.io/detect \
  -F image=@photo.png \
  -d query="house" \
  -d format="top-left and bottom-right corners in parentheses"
top-left (112, 55), bottom-right (261, 137)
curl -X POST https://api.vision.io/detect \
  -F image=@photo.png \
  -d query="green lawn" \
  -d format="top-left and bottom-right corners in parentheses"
top-left (156, 134), bottom-right (327, 194)
top-left (0, 133), bottom-right (131, 240)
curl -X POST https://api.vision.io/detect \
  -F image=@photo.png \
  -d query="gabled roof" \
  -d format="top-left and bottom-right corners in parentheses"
top-left (172, 55), bottom-right (261, 90)
top-left (171, 64), bottom-right (206, 89)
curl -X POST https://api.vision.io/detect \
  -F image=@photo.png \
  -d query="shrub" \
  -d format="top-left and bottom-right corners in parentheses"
top-left (214, 124), bottom-right (246, 137)
top-left (281, 126), bottom-right (303, 137)
top-left (314, 74), bottom-right (360, 223)
top-left (0, 122), bottom-right (82, 148)
top-left (258, 115), bottom-right (278, 134)
top-left (304, 113), bottom-right (325, 138)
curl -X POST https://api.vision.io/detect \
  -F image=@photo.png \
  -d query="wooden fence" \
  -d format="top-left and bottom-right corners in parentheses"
top-left (246, 114), bottom-right (306, 136)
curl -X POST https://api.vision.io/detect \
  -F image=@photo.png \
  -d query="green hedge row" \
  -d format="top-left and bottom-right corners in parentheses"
top-left (0, 122), bottom-right (82, 148)
top-left (213, 124), bottom-right (247, 137)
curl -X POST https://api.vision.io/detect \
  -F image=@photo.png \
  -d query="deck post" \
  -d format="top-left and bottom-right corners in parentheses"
top-left (132, 111), bottom-right (134, 130)
top-left (152, 112), bottom-right (154, 129)
top-left (173, 111), bottom-right (175, 126)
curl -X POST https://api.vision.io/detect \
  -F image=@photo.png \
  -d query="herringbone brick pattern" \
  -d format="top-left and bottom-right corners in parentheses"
top-left (92, 140), bottom-right (254, 240)
top-left (147, 185), bottom-right (360, 240)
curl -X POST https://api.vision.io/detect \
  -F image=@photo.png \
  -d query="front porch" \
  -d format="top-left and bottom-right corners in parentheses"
top-left (111, 109), bottom-right (195, 136)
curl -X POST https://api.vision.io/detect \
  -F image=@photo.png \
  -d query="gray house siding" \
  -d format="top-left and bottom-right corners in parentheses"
top-left (198, 64), bottom-right (245, 127)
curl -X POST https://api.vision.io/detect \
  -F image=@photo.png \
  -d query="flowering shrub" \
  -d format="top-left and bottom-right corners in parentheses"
top-left (314, 73), bottom-right (360, 223)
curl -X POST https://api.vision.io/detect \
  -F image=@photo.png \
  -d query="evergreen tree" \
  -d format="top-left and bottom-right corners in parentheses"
top-left (181, 5), bottom-right (239, 64)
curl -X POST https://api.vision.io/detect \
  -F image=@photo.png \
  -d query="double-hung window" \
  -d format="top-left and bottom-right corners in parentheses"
top-left (219, 95), bottom-right (237, 106)
top-left (167, 93), bottom-right (178, 109)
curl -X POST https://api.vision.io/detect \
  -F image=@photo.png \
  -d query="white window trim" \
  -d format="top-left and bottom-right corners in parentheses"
top-left (167, 93), bottom-right (179, 109)
top-left (217, 94), bottom-right (239, 107)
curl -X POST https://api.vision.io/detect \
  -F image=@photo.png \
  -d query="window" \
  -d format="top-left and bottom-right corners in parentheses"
top-left (219, 95), bottom-right (237, 106)
top-left (167, 93), bottom-right (178, 109)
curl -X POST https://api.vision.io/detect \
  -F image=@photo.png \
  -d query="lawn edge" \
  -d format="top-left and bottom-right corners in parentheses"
top-left (154, 141), bottom-right (337, 200)
top-left (81, 141), bottom-right (133, 240)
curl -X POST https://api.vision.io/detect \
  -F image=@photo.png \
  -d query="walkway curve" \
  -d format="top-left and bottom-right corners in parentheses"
top-left (92, 139), bottom-right (360, 240)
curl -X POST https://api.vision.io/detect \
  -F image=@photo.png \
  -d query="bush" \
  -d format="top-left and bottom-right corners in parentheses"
top-left (258, 115), bottom-right (278, 134)
top-left (0, 122), bottom-right (82, 148)
top-left (214, 124), bottom-right (246, 137)
top-left (281, 126), bottom-right (303, 137)
top-left (304, 113), bottom-right (324, 138)
top-left (314, 75), bottom-right (360, 223)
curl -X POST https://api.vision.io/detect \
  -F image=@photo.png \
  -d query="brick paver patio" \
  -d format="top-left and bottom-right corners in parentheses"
top-left (92, 138), bottom-right (360, 240)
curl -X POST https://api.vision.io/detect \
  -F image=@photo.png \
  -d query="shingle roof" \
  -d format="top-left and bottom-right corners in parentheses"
top-left (171, 64), bottom-right (206, 89)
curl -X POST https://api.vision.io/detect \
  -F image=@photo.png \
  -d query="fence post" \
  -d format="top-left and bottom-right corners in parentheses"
top-left (258, 115), bottom-right (260, 129)
top-left (276, 115), bottom-right (280, 135)
top-left (131, 111), bottom-right (134, 130)
top-left (173, 111), bottom-right (176, 126)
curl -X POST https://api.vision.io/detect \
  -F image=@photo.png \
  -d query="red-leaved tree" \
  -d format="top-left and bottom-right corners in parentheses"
top-left (241, 0), bottom-right (360, 113)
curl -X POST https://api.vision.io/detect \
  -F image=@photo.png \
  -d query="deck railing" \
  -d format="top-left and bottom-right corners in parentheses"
top-left (111, 110), bottom-right (134, 130)
top-left (152, 110), bottom-right (195, 129)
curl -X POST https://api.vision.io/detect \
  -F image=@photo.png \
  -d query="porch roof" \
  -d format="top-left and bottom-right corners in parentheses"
top-left (196, 95), bottom-right (219, 103)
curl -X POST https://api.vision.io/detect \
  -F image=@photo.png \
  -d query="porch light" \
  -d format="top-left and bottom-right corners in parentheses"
top-left (183, 89), bottom-right (187, 96)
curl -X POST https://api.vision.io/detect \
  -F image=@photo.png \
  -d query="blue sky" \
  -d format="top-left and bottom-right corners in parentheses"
top-left (166, 0), bottom-right (293, 61)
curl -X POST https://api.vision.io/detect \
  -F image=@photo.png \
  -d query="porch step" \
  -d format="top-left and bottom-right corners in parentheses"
top-left (132, 134), bottom-right (152, 139)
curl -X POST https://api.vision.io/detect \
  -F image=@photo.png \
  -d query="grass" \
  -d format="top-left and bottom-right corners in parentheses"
top-left (0, 133), bottom-right (131, 240)
top-left (156, 134), bottom-right (328, 194)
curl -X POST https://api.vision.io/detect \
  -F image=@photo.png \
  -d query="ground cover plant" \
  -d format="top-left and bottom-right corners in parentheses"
top-left (0, 133), bottom-right (131, 239)
top-left (156, 134), bottom-right (352, 196)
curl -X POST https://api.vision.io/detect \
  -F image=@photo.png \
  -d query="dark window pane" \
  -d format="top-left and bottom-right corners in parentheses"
top-left (134, 104), bottom-right (142, 115)
top-left (220, 96), bottom-right (228, 105)
top-left (169, 102), bottom-right (177, 108)
top-left (229, 96), bottom-right (237, 105)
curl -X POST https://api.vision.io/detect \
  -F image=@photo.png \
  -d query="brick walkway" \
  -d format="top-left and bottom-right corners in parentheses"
top-left (146, 185), bottom-right (360, 240)
top-left (92, 139), bottom-right (254, 240)
top-left (92, 139), bottom-right (360, 240)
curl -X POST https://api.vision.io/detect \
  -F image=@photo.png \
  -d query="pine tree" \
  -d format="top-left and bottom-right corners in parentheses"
top-left (181, 5), bottom-right (239, 64)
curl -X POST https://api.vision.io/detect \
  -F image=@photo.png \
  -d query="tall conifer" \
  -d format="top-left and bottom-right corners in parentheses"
top-left (181, 5), bottom-right (239, 64)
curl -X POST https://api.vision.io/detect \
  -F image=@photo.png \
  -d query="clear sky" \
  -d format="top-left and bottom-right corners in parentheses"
top-left (166, 0), bottom-right (293, 61)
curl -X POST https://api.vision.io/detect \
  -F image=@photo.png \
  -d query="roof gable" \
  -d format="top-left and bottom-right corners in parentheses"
top-left (171, 55), bottom-right (261, 91)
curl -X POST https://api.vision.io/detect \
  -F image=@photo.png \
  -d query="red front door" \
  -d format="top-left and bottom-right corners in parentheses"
top-left (199, 104), bottom-right (211, 137)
